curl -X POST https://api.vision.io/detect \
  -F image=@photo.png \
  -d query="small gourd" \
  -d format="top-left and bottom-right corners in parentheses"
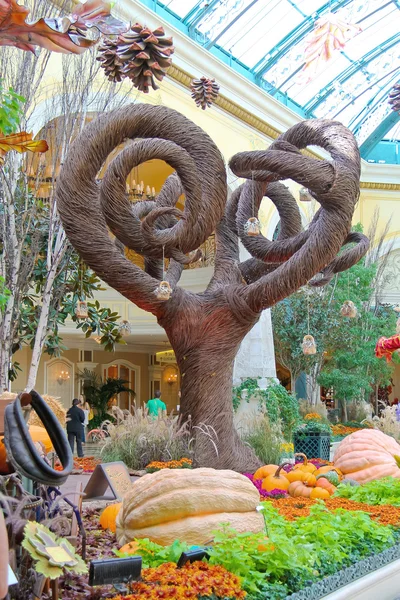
top-left (261, 464), bottom-right (290, 492)
top-left (315, 477), bottom-right (336, 495)
top-left (302, 473), bottom-right (317, 487)
top-left (253, 464), bottom-right (279, 480)
top-left (310, 487), bottom-right (330, 500)
top-left (317, 470), bottom-right (339, 486)
top-left (314, 465), bottom-right (343, 480)
top-left (293, 453), bottom-right (316, 474)
top-left (100, 502), bottom-right (122, 533)
top-left (119, 540), bottom-right (140, 555)
top-left (288, 481), bottom-right (312, 498)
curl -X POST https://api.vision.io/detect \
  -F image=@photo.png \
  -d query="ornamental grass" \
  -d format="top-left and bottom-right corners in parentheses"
top-left (269, 496), bottom-right (400, 526)
top-left (114, 561), bottom-right (246, 599)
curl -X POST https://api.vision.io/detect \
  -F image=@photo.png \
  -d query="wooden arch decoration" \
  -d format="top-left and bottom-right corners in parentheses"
top-left (56, 104), bottom-right (369, 471)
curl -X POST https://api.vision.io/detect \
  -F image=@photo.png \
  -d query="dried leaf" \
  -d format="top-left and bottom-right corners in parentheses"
top-left (0, 131), bottom-right (48, 164)
top-left (301, 13), bottom-right (361, 82)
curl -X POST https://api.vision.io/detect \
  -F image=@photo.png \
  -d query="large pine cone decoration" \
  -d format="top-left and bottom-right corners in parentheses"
top-left (97, 24), bottom-right (174, 92)
top-left (388, 84), bottom-right (400, 113)
top-left (191, 77), bottom-right (220, 110)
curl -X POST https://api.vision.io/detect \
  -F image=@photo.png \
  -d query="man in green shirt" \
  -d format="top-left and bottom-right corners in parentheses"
top-left (146, 390), bottom-right (167, 419)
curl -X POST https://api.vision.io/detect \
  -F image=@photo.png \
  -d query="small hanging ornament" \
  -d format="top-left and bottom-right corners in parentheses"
top-left (118, 320), bottom-right (132, 337)
top-left (190, 76), bottom-right (220, 110)
top-left (75, 300), bottom-right (88, 319)
top-left (155, 280), bottom-right (172, 301)
top-left (396, 318), bottom-right (400, 335)
top-left (302, 334), bottom-right (317, 355)
top-left (244, 217), bottom-right (261, 236)
top-left (340, 300), bottom-right (357, 318)
top-left (299, 187), bottom-right (313, 202)
top-left (388, 84), bottom-right (400, 114)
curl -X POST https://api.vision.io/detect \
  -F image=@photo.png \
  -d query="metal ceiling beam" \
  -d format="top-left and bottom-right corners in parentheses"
top-left (251, 0), bottom-right (352, 78)
top-left (186, 0), bottom-right (222, 32)
top-left (359, 111), bottom-right (400, 157)
top-left (304, 33), bottom-right (400, 112)
top-left (204, 0), bottom-right (261, 50)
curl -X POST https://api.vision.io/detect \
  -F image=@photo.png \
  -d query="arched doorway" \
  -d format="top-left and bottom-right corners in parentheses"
top-left (102, 360), bottom-right (140, 411)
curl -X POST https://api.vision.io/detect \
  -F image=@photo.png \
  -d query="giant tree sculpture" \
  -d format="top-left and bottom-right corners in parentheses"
top-left (56, 104), bottom-right (369, 471)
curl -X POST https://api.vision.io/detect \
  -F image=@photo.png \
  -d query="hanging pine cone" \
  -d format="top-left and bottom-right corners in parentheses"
top-left (191, 77), bottom-right (220, 110)
top-left (388, 84), bottom-right (400, 113)
top-left (97, 38), bottom-right (124, 82)
top-left (97, 23), bottom-right (174, 92)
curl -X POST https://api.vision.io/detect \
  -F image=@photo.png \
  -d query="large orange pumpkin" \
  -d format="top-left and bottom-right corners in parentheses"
top-left (116, 468), bottom-right (264, 547)
top-left (0, 426), bottom-right (53, 474)
top-left (100, 503), bottom-right (122, 533)
top-left (283, 469), bottom-right (306, 483)
top-left (334, 429), bottom-right (400, 483)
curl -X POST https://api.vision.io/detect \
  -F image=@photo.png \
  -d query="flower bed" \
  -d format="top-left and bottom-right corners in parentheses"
top-left (145, 458), bottom-right (193, 473)
top-left (54, 456), bottom-right (100, 473)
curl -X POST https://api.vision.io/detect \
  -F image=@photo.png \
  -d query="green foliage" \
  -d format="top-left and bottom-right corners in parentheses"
top-left (78, 369), bottom-right (135, 422)
top-left (233, 379), bottom-right (301, 440)
top-left (115, 538), bottom-right (189, 567)
top-left (0, 275), bottom-right (10, 314)
top-left (272, 229), bottom-right (396, 405)
top-left (208, 502), bottom-right (395, 597)
top-left (0, 83), bottom-right (24, 134)
top-left (294, 419), bottom-right (332, 438)
top-left (335, 477), bottom-right (400, 505)
top-left (22, 522), bottom-right (87, 579)
top-left (100, 407), bottom-right (193, 470)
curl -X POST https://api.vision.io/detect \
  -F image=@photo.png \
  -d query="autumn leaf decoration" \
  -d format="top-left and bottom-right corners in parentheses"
top-left (22, 522), bottom-right (87, 579)
top-left (0, 0), bottom-right (128, 54)
top-left (302, 13), bottom-right (361, 82)
top-left (0, 131), bottom-right (48, 164)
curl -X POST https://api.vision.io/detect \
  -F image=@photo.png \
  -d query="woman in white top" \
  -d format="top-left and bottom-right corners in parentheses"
top-left (79, 394), bottom-right (90, 443)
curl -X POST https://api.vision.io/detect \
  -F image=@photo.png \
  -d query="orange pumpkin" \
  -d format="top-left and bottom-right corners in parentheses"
top-left (100, 503), bottom-right (122, 533)
top-left (334, 429), bottom-right (400, 483)
top-left (288, 481), bottom-right (312, 498)
top-left (253, 465), bottom-right (279, 480)
top-left (293, 453), bottom-right (316, 473)
top-left (0, 426), bottom-right (53, 474)
top-left (119, 540), bottom-right (140, 555)
top-left (261, 465), bottom-right (290, 492)
top-left (310, 487), bottom-right (330, 500)
top-left (316, 477), bottom-right (336, 495)
top-left (283, 469), bottom-right (306, 483)
top-left (302, 473), bottom-right (317, 487)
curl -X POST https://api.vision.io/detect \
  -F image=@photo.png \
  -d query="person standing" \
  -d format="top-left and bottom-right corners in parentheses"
top-left (66, 398), bottom-right (85, 457)
top-left (146, 390), bottom-right (167, 419)
top-left (79, 394), bottom-right (90, 444)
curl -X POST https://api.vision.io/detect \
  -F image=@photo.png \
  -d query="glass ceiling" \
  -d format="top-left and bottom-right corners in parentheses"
top-left (140, 0), bottom-right (400, 162)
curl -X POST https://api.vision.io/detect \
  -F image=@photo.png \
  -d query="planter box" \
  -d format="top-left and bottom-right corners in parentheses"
top-left (293, 432), bottom-right (330, 461)
top-left (286, 543), bottom-right (400, 600)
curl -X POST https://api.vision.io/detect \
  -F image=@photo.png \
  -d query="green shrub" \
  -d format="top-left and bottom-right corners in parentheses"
top-left (101, 406), bottom-right (193, 470)
top-left (233, 379), bottom-right (301, 440)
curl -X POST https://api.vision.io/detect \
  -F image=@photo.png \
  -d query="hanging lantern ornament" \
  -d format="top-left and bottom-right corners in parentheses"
top-left (302, 334), bottom-right (317, 355)
top-left (190, 76), bottom-right (220, 110)
top-left (75, 300), bottom-right (88, 319)
top-left (388, 84), bottom-right (400, 114)
top-left (299, 187), bottom-right (313, 202)
top-left (244, 217), bottom-right (261, 236)
top-left (118, 320), bottom-right (132, 337)
top-left (155, 280), bottom-right (172, 301)
top-left (97, 24), bottom-right (174, 92)
top-left (340, 300), bottom-right (357, 318)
